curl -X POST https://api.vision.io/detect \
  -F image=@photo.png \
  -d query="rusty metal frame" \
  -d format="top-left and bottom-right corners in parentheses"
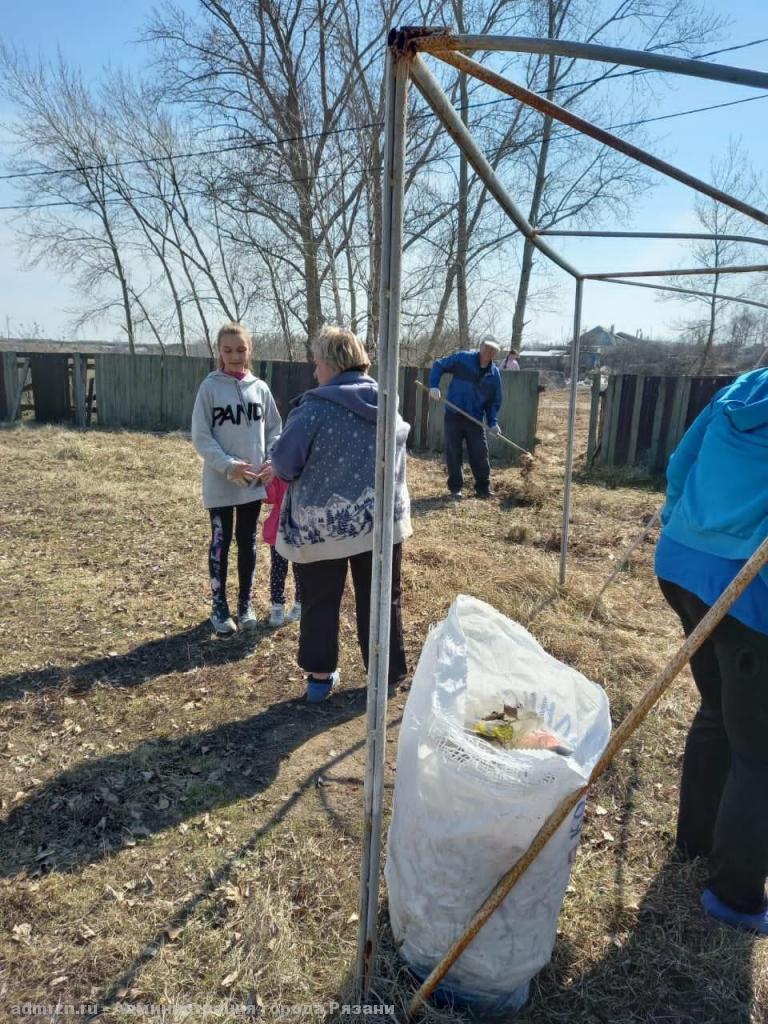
top-left (395, 26), bottom-right (768, 594)
top-left (414, 31), bottom-right (768, 89)
top-left (357, 25), bottom-right (768, 1008)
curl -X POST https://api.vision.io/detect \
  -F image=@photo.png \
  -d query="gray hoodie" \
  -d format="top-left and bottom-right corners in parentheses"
top-left (191, 370), bottom-right (282, 509)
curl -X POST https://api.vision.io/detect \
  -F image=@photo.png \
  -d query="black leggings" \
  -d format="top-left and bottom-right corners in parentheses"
top-left (660, 578), bottom-right (768, 913)
top-left (208, 501), bottom-right (261, 611)
top-left (269, 547), bottom-right (302, 605)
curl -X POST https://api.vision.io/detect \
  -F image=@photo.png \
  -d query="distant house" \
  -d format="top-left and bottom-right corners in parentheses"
top-left (579, 325), bottom-right (616, 349)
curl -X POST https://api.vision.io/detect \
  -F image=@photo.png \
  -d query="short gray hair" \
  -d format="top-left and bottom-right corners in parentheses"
top-left (311, 326), bottom-right (370, 374)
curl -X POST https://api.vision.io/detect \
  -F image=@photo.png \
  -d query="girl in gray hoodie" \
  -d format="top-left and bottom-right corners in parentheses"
top-left (191, 323), bottom-right (282, 635)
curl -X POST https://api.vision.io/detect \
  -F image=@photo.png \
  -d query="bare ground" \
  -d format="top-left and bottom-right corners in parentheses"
top-left (0, 392), bottom-right (765, 1023)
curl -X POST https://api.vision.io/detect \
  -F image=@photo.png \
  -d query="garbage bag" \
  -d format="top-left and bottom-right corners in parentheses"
top-left (385, 595), bottom-right (611, 1012)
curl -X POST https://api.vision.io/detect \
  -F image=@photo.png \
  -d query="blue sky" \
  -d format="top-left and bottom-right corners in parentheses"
top-left (0, 0), bottom-right (174, 339)
top-left (0, 0), bottom-right (766, 345)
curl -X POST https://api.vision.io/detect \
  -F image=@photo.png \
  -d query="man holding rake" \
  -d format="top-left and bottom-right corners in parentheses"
top-left (428, 335), bottom-right (503, 500)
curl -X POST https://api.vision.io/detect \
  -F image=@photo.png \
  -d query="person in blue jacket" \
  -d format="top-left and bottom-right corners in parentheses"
top-left (655, 367), bottom-right (768, 934)
top-left (428, 335), bottom-right (503, 499)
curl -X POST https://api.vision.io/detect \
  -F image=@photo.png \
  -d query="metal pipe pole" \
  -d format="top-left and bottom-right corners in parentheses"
top-left (432, 50), bottom-right (768, 229)
top-left (354, 39), bottom-right (409, 1003)
top-left (536, 230), bottom-right (768, 247)
top-left (408, 55), bottom-right (580, 279)
top-left (585, 263), bottom-right (768, 280)
top-left (414, 32), bottom-right (768, 90)
top-left (559, 278), bottom-right (583, 586)
top-left (596, 277), bottom-right (768, 311)
top-left (408, 530), bottom-right (768, 1018)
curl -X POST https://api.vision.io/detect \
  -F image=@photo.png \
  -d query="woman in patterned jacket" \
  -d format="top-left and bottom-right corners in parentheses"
top-left (269, 326), bottom-right (412, 702)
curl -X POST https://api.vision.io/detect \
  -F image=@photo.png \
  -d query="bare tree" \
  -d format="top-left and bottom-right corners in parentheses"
top-left (0, 47), bottom-right (138, 350)
top-left (668, 141), bottom-right (760, 372)
top-left (0, 0), bottom-right (732, 365)
top-left (146, 0), bottom-right (390, 351)
top-left (507, 0), bottom-right (723, 356)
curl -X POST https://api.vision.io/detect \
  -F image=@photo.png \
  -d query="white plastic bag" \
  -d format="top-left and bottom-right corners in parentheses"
top-left (385, 595), bottom-right (611, 1012)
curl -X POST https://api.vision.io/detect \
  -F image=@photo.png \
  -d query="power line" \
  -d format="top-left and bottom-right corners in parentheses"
top-left (3, 87), bottom-right (765, 215)
top-left (0, 163), bottom-right (363, 211)
top-left (1, 36), bottom-right (766, 186)
top-left (0, 120), bottom-right (382, 184)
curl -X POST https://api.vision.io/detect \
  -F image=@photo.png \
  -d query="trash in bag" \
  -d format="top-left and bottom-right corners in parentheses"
top-left (469, 704), bottom-right (574, 755)
top-left (385, 595), bottom-right (611, 1013)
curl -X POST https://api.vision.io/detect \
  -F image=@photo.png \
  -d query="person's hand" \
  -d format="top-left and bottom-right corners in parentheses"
top-left (229, 460), bottom-right (260, 483)
top-left (429, 387), bottom-right (441, 400)
top-left (256, 461), bottom-right (274, 485)
top-left (489, 423), bottom-right (502, 436)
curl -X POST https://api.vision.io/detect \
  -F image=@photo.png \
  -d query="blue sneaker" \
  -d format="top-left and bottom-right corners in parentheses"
top-left (701, 888), bottom-right (768, 935)
top-left (306, 671), bottom-right (339, 703)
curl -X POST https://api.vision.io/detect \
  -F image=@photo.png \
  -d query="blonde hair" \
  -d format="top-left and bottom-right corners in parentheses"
top-left (311, 325), bottom-right (370, 375)
top-left (216, 322), bottom-right (252, 370)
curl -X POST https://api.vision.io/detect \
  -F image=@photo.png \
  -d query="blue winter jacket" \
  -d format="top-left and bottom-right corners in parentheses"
top-left (428, 350), bottom-right (503, 427)
top-left (657, 369), bottom-right (768, 587)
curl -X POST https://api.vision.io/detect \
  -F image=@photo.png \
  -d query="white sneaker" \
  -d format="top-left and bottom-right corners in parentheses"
top-left (269, 603), bottom-right (285, 627)
top-left (211, 603), bottom-right (237, 637)
top-left (286, 602), bottom-right (302, 623)
top-left (238, 603), bottom-right (258, 631)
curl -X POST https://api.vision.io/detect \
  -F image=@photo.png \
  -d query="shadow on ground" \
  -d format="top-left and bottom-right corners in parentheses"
top-left (0, 687), bottom-right (370, 877)
top-left (0, 620), bottom-right (270, 703)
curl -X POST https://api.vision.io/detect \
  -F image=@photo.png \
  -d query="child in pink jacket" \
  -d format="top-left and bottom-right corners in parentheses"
top-left (262, 477), bottom-right (302, 626)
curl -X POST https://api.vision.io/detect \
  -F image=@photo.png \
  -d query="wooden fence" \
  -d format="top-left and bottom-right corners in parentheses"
top-left (588, 372), bottom-right (736, 474)
top-left (0, 350), bottom-right (538, 461)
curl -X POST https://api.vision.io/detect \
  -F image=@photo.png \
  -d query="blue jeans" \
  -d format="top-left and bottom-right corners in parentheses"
top-left (444, 411), bottom-right (490, 495)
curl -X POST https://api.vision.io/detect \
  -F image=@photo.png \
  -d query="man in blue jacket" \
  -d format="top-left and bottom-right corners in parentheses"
top-left (428, 336), bottom-right (503, 499)
top-left (655, 367), bottom-right (768, 933)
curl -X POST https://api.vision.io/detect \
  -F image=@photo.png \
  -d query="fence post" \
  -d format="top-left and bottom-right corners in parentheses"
top-left (648, 376), bottom-right (669, 473)
top-left (665, 376), bottom-right (692, 463)
top-left (72, 354), bottom-right (88, 427)
top-left (626, 373), bottom-right (645, 468)
top-left (586, 370), bottom-right (601, 462)
top-left (413, 371), bottom-right (424, 449)
top-left (10, 357), bottom-right (31, 422)
top-left (1, 352), bottom-right (18, 422)
top-left (599, 374), bottom-right (621, 466)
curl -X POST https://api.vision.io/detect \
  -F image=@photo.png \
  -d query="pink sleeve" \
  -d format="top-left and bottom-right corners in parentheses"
top-left (264, 477), bottom-right (281, 505)
top-left (265, 476), bottom-right (288, 505)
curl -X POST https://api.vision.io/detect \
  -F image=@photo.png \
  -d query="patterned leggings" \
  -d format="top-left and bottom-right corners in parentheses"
top-left (208, 501), bottom-right (261, 611)
top-left (269, 547), bottom-right (302, 605)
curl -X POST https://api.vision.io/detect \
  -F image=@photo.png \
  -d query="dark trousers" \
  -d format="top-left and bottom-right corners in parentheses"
top-left (660, 579), bottom-right (768, 913)
top-left (294, 544), bottom-right (406, 683)
top-left (208, 501), bottom-right (261, 611)
top-left (269, 547), bottom-right (302, 605)
top-left (444, 411), bottom-right (490, 495)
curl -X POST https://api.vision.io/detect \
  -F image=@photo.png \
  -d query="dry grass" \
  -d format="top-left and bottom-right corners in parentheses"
top-left (0, 392), bottom-right (765, 1023)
